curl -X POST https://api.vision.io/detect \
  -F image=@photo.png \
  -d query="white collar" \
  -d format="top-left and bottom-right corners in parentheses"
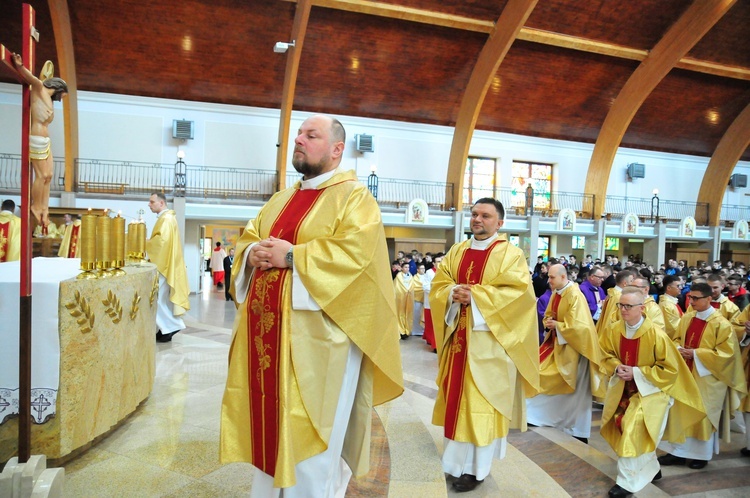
top-left (695, 307), bottom-right (715, 320)
top-left (300, 167), bottom-right (340, 190)
top-left (555, 281), bottom-right (573, 295)
top-left (157, 209), bottom-right (167, 218)
top-left (662, 293), bottom-right (678, 303)
top-left (470, 233), bottom-right (498, 250)
top-left (625, 316), bottom-right (645, 338)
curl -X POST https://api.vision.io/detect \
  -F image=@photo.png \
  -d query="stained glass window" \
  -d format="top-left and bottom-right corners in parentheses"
top-left (507, 235), bottom-right (549, 259)
top-left (511, 161), bottom-right (552, 210)
top-left (464, 157), bottom-right (497, 205)
top-left (572, 236), bottom-right (585, 249)
top-left (605, 237), bottom-right (620, 251)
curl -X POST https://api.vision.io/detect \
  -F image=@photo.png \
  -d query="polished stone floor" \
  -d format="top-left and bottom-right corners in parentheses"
top-left (58, 276), bottom-right (750, 497)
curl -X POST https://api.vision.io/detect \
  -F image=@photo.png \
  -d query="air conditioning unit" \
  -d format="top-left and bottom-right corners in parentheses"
top-left (626, 163), bottom-right (645, 179)
top-left (729, 174), bottom-right (748, 188)
top-left (172, 120), bottom-right (194, 140)
top-left (355, 134), bottom-right (374, 152)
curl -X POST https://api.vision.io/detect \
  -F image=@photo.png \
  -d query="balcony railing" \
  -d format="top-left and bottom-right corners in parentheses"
top-left (0, 153), bottom-right (66, 192)
top-left (463, 188), bottom-right (596, 219)
top-left (603, 195), bottom-right (709, 224)
top-left (720, 204), bottom-right (750, 225)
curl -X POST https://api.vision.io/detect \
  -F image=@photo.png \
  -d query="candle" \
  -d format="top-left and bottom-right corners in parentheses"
top-left (80, 211), bottom-right (97, 271)
top-left (96, 213), bottom-right (112, 269)
top-left (113, 213), bottom-right (125, 267)
top-left (135, 222), bottom-right (147, 259)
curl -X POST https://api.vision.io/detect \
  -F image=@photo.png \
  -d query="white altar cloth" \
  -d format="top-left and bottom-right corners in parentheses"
top-left (0, 257), bottom-right (81, 425)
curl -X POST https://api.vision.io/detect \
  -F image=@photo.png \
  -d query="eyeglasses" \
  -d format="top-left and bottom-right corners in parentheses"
top-left (689, 295), bottom-right (710, 301)
top-left (616, 303), bottom-right (643, 310)
top-left (591, 275), bottom-right (604, 280)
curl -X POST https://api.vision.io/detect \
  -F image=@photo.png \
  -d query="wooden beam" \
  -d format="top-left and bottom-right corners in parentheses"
top-left (283, 0), bottom-right (750, 81)
top-left (48, 0), bottom-right (79, 194)
top-left (584, 0), bottom-right (736, 219)
top-left (275, 0), bottom-right (312, 192)
top-left (697, 102), bottom-right (750, 226)
top-left (445, 0), bottom-right (539, 210)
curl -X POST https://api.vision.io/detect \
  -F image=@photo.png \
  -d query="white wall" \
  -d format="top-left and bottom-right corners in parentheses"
top-left (2, 82), bottom-right (748, 201)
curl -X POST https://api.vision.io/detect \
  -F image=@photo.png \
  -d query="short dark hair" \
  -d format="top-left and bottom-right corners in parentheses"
top-left (691, 282), bottom-right (712, 297)
top-left (663, 275), bottom-right (681, 288)
top-left (151, 192), bottom-right (167, 202)
top-left (2, 199), bottom-right (15, 211)
top-left (215, 241), bottom-right (221, 247)
top-left (473, 197), bottom-right (505, 219)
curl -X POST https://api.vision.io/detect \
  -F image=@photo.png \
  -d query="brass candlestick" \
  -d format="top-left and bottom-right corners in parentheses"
top-left (112, 214), bottom-right (126, 276)
top-left (77, 210), bottom-right (98, 279)
top-left (136, 222), bottom-right (147, 261)
top-left (96, 212), bottom-right (113, 278)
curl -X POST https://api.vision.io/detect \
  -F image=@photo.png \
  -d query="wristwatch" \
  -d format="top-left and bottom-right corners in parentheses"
top-left (285, 246), bottom-right (294, 268)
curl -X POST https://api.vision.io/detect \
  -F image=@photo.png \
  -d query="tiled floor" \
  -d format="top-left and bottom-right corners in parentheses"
top-left (56, 276), bottom-right (750, 496)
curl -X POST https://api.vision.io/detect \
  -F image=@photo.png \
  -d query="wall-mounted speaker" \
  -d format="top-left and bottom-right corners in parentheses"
top-left (172, 120), bottom-right (194, 140)
top-left (355, 134), bottom-right (374, 152)
top-left (626, 163), bottom-right (645, 179)
top-left (729, 174), bottom-right (747, 188)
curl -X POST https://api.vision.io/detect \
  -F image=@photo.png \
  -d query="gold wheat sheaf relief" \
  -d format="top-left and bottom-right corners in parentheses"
top-left (102, 289), bottom-right (123, 324)
top-left (129, 291), bottom-right (141, 321)
top-left (149, 274), bottom-right (159, 308)
top-left (65, 290), bottom-right (95, 333)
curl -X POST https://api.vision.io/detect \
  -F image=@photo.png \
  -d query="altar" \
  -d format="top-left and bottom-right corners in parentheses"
top-left (0, 258), bottom-right (158, 462)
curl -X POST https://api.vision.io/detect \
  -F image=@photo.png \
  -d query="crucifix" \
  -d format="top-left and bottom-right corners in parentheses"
top-left (1, 2), bottom-right (37, 465)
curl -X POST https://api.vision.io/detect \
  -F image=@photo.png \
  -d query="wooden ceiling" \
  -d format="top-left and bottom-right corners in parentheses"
top-left (1, 0), bottom-right (749, 162)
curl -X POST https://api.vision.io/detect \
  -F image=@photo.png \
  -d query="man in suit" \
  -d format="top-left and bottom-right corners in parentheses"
top-left (223, 248), bottom-right (235, 301)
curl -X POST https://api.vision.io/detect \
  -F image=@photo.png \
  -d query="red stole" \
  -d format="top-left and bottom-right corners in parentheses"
top-left (676, 302), bottom-right (684, 317)
top-left (68, 224), bottom-right (80, 258)
top-left (0, 222), bottom-right (9, 262)
top-left (614, 333), bottom-right (640, 432)
top-left (245, 188), bottom-right (324, 477)
top-left (710, 301), bottom-right (720, 309)
top-left (539, 293), bottom-right (562, 362)
top-left (683, 317), bottom-right (708, 371)
top-left (443, 240), bottom-right (502, 440)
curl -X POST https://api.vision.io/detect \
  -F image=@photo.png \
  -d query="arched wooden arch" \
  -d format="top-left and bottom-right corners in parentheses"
top-left (696, 102), bottom-right (750, 226)
top-left (444, 0), bottom-right (538, 210)
top-left (49, 0), bottom-right (79, 193)
top-left (275, 0), bottom-right (312, 191)
top-left (584, 0), bottom-right (736, 219)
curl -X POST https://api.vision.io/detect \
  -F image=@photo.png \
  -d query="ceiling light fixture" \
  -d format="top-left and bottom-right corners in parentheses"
top-left (274, 40), bottom-right (296, 53)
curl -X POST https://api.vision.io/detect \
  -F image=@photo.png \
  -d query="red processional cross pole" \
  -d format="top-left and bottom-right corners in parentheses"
top-left (1, 3), bottom-right (37, 464)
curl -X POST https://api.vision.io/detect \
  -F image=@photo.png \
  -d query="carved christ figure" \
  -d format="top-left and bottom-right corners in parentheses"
top-left (12, 53), bottom-right (68, 225)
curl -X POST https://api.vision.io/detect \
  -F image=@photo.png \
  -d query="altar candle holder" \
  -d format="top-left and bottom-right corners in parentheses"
top-left (77, 209), bottom-right (98, 279)
top-left (136, 222), bottom-right (147, 261)
top-left (112, 213), bottom-right (126, 276)
top-left (96, 211), bottom-right (113, 278)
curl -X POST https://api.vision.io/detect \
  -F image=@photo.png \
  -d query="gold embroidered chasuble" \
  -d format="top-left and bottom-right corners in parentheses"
top-left (430, 235), bottom-right (540, 446)
top-left (730, 306), bottom-right (750, 412)
top-left (599, 317), bottom-right (704, 457)
top-left (393, 272), bottom-right (414, 335)
top-left (659, 294), bottom-right (683, 340)
top-left (220, 170), bottom-right (403, 488)
top-left (688, 296), bottom-right (740, 323)
top-left (596, 287), bottom-right (622, 337)
top-left (534, 283), bottom-right (604, 397)
top-left (146, 209), bottom-right (190, 314)
top-left (0, 211), bottom-right (21, 262)
top-left (666, 311), bottom-right (747, 442)
top-left (644, 296), bottom-right (665, 331)
top-left (57, 219), bottom-right (81, 258)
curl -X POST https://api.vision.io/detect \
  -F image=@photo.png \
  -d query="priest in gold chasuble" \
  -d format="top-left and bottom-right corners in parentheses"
top-left (146, 192), bottom-right (190, 342)
top-left (393, 261), bottom-right (414, 339)
top-left (600, 287), bottom-right (704, 497)
top-left (430, 198), bottom-right (539, 493)
top-left (658, 283), bottom-right (746, 469)
top-left (595, 269), bottom-right (636, 338)
top-left (526, 264), bottom-right (603, 443)
top-left (57, 214), bottom-right (81, 258)
top-left (220, 115), bottom-right (403, 496)
top-left (730, 305), bottom-right (750, 457)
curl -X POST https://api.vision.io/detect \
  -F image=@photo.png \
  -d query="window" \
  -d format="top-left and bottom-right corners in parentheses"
top-left (605, 237), bottom-right (620, 251)
top-left (510, 161), bottom-right (552, 210)
top-left (463, 157), bottom-right (497, 205)
top-left (508, 235), bottom-right (550, 260)
top-left (572, 236), bottom-right (585, 250)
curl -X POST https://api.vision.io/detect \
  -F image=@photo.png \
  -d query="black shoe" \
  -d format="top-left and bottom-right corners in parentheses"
top-left (652, 470), bottom-right (662, 482)
top-left (452, 474), bottom-right (483, 492)
top-left (400, 334), bottom-right (408, 340)
top-left (608, 484), bottom-right (632, 498)
top-left (573, 436), bottom-right (588, 444)
top-left (156, 332), bottom-right (172, 343)
top-left (217, 283), bottom-right (223, 289)
top-left (741, 447), bottom-right (750, 457)
top-left (657, 453), bottom-right (686, 466)
top-left (688, 459), bottom-right (707, 469)
top-left (432, 348), bottom-right (437, 354)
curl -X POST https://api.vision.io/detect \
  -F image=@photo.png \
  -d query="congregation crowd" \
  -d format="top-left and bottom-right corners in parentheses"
top-left (392, 235), bottom-right (750, 497)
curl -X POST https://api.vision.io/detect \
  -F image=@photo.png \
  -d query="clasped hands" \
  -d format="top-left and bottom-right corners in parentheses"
top-left (615, 364), bottom-right (634, 381)
top-left (451, 284), bottom-right (472, 305)
top-left (678, 347), bottom-right (695, 360)
top-left (248, 236), bottom-right (292, 270)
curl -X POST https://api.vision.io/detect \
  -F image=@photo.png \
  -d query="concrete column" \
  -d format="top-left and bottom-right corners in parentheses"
top-left (450, 210), bottom-right (466, 246)
top-left (587, 219), bottom-right (607, 261)
top-left (173, 196), bottom-right (186, 249)
top-left (521, 215), bottom-right (540, 269)
top-left (699, 226), bottom-right (722, 262)
top-left (643, 221), bottom-right (666, 267)
top-left (60, 191), bottom-right (76, 208)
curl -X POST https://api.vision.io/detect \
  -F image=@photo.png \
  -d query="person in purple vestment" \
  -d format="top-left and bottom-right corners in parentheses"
top-left (579, 267), bottom-right (606, 322)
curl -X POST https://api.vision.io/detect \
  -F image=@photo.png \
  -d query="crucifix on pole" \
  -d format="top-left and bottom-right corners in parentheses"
top-left (1, 2), bottom-right (37, 465)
